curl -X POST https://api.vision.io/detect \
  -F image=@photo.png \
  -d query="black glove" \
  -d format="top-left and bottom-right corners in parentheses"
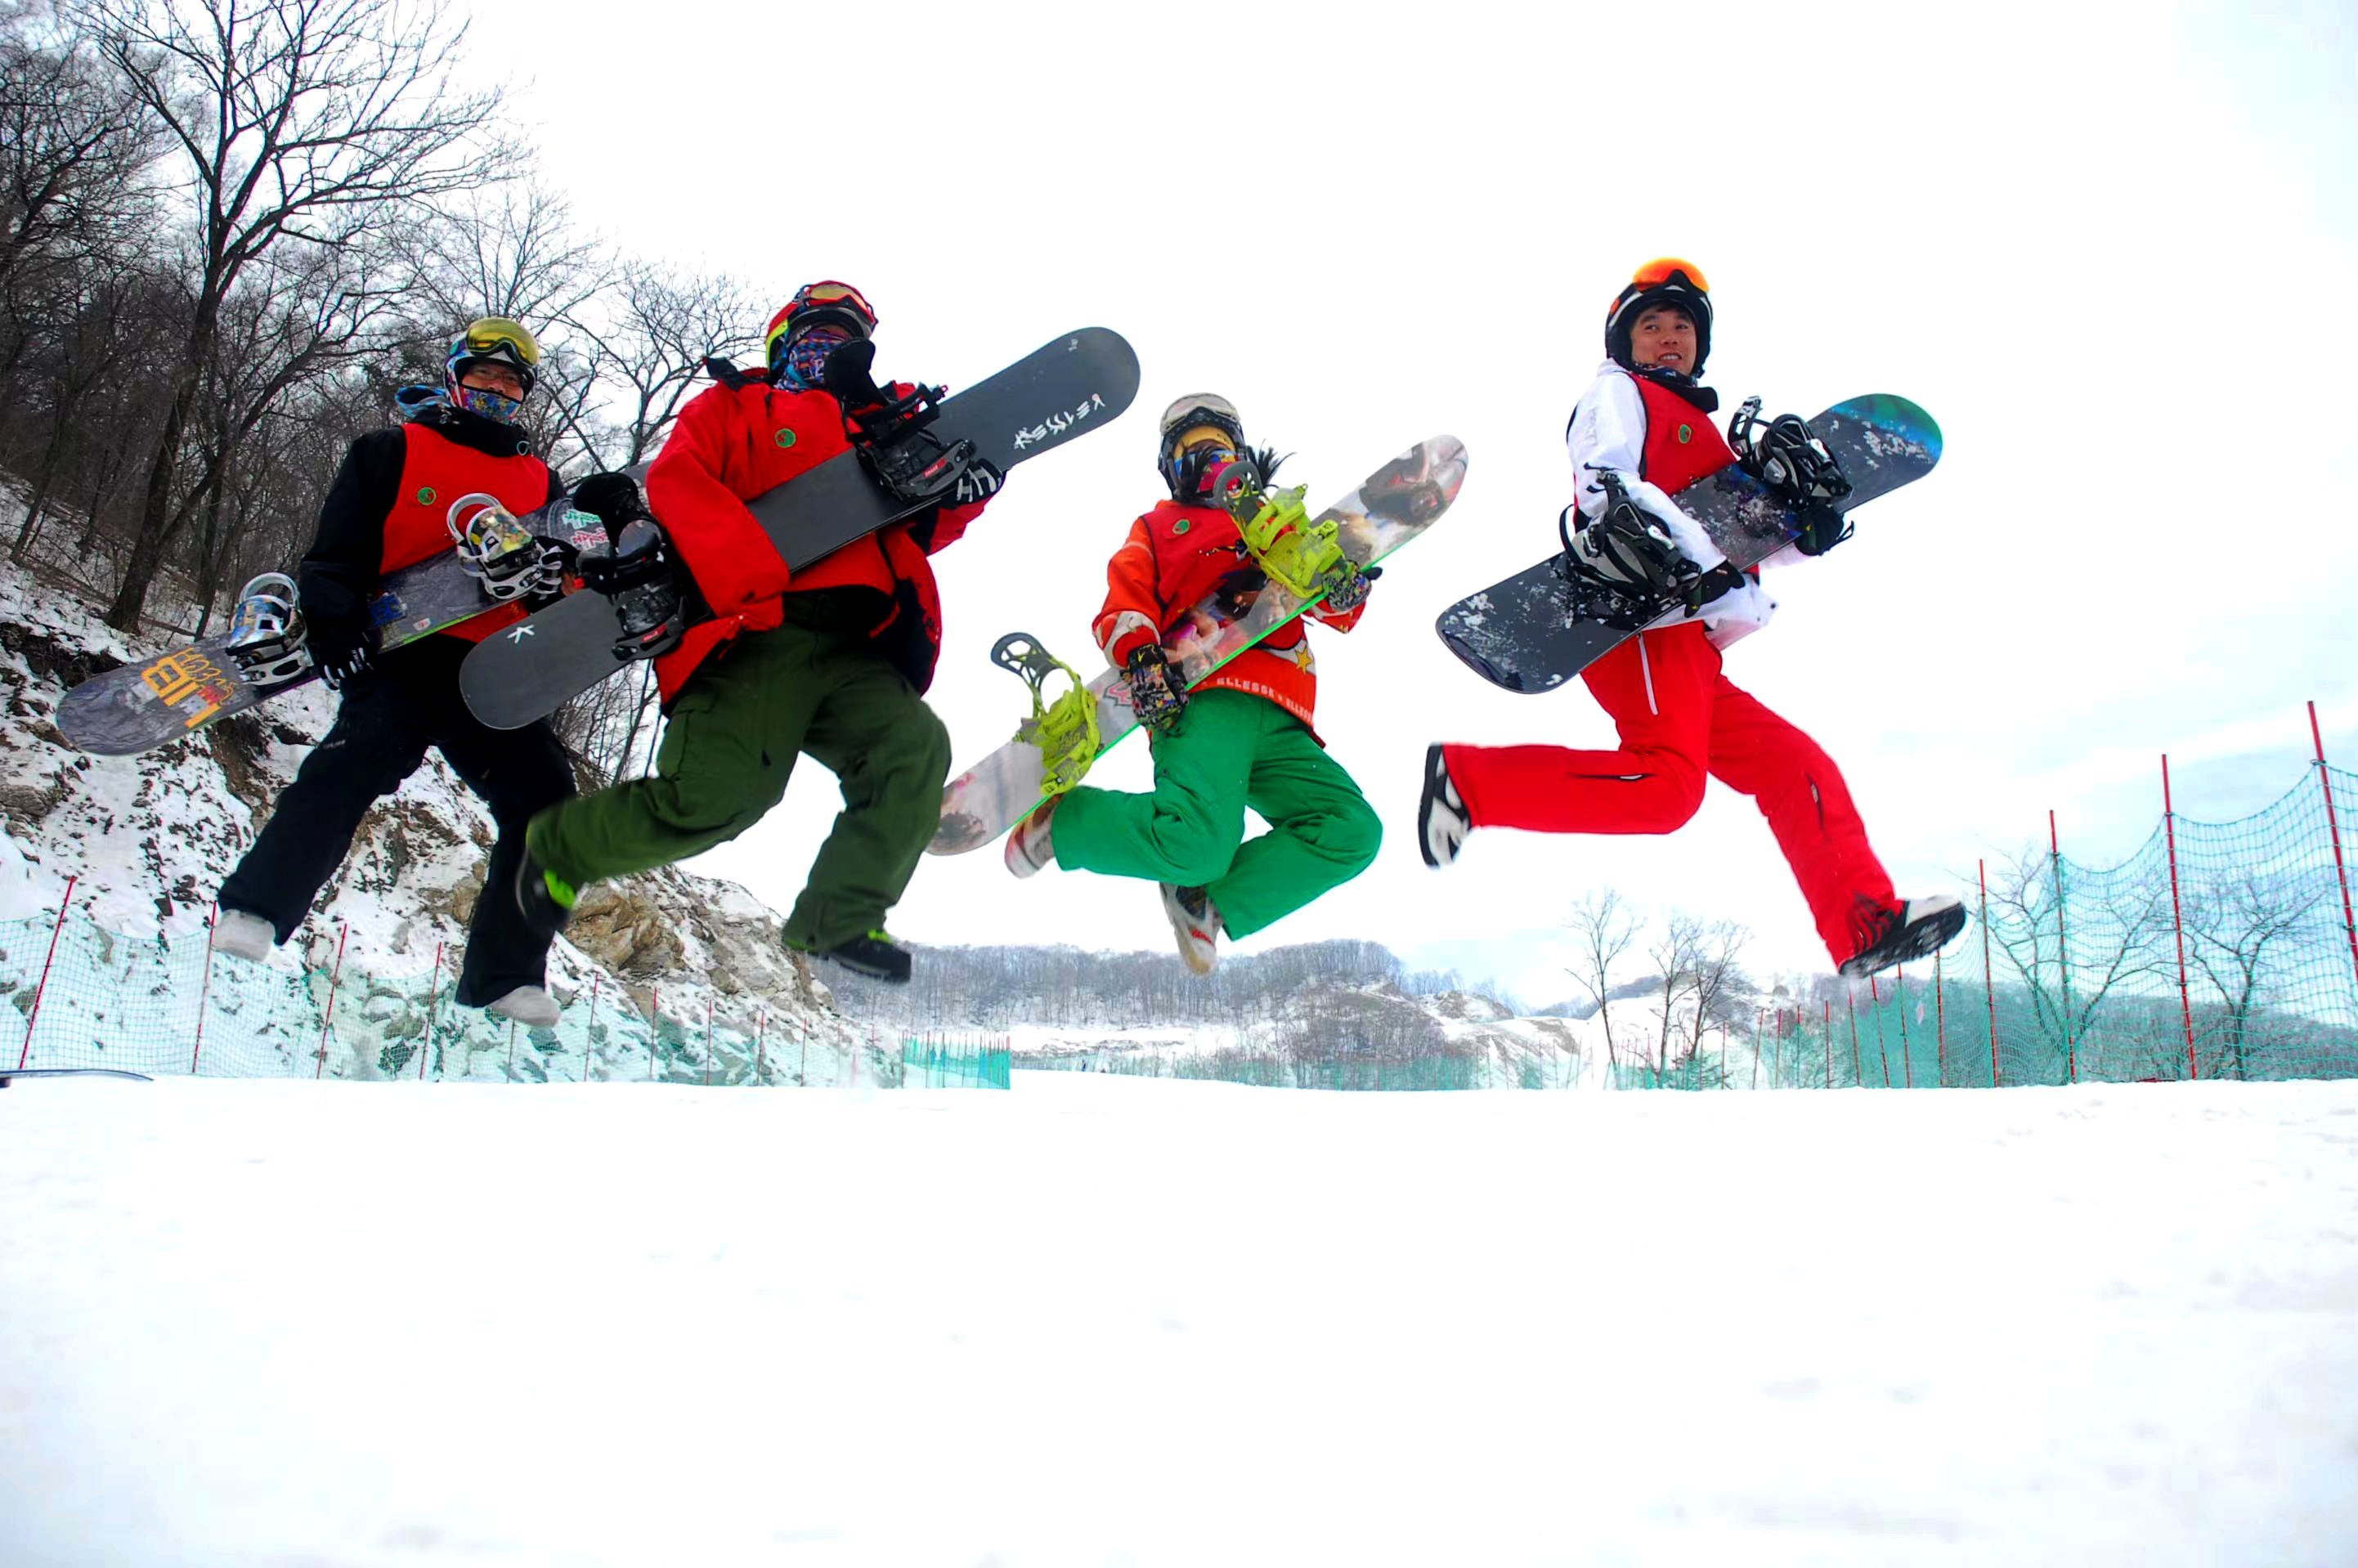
top-left (570, 472), bottom-right (656, 535)
top-left (576, 518), bottom-right (685, 661)
top-left (1322, 563), bottom-right (1381, 614)
top-left (309, 617), bottom-right (377, 692)
top-left (1123, 646), bottom-right (1187, 733)
top-left (1791, 501), bottom-right (1853, 557)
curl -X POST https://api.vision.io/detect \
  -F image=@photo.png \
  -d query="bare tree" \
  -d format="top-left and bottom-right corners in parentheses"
top-left (0, 12), bottom-right (155, 304)
top-left (1983, 842), bottom-right (2172, 1083)
top-left (407, 184), bottom-right (603, 329)
top-left (2182, 869), bottom-right (2327, 1081)
top-left (1680, 917), bottom-right (1751, 1083)
top-left (80, 0), bottom-right (516, 629)
top-left (544, 260), bottom-right (761, 474)
top-left (1643, 910), bottom-right (1705, 1082)
top-left (1566, 887), bottom-right (1640, 1074)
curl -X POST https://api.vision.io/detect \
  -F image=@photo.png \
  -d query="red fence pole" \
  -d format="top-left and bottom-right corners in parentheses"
top-left (17, 874), bottom-right (77, 1070)
top-left (1895, 966), bottom-right (1913, 1089)
top-left (1980, 858), bottom-right (2002, 1086)
top-left (505, 1016), bottom-right (518, 1078)
top-left (1822, 999), bottom-right (1831, 1088)
top-left (1847, 988), bottom-right (1862, 1086)
top-left (2051, 810), bottom-right (2076, 1084)
top-left (191, 901), bottom-right (217, 1075)
top-left (1751, 1009), bottom-right (1761, 1090)
top-left (2161, 755), bottom-right (2199, 1080)
top-left (2312, 701), bottom-right (2358, 1001)
top-left (648, 986), bottom-right (661, 1081)
top-left (420, 940), bottom-right (445, 1082)
top-left (705, 998), bottom-right (715, 1086)
top-left (1934, 948), bottom-right (1947, 1087)
top-left (1869, 976), bottom-right (1890, 1087)
top-left (314, 921), bottom-right (350, 1080)
top-left (755, 1007), bottom-right (767, 1082)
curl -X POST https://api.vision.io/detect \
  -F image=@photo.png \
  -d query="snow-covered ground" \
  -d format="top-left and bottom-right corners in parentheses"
top-left (3, 1073), bottom-right (2354, 1566)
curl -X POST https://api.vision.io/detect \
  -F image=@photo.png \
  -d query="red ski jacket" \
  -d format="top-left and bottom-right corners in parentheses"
top-left (385, 424), bottom-right (554, 643)
top-left (1092, 497), bottom-right (1366, 736)
top-left (644, 366), bottom-right (990, 703)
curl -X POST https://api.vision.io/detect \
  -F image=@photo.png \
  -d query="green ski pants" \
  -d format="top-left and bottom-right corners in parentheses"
top-left (1051, 688), bottom-right (1381, 939)
top-left (525, 623), bottom-right (951, 950)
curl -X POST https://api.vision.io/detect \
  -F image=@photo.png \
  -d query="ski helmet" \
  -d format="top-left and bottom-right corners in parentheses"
top-left (765, 280), bottom-right (877, 381)
top-left (1156, 393), bottom-right (1246, 495)
top-left (444, 316), bottom-right (541, 422)
top-left (1604, 258), bottom-right (1712, 375)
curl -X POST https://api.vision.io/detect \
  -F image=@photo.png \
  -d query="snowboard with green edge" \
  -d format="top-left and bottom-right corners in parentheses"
top-left (929, 435), bottom-right (1468, 855)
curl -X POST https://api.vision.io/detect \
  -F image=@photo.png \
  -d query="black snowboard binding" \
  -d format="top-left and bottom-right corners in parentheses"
top-left (1558, 471), bottom-right (1710, 630)
top-left (824, 339), bottom-right (1002, 507)
top-left (1729, 397), bottom-right (1854, 555)
top-left (571, 473), bottom-right (686, 661)
top-left (224, 571), bottom-right (312, 686)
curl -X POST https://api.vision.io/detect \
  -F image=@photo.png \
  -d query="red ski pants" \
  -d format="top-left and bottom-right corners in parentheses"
top-left (1442, 621), bottom-right (1894, 965)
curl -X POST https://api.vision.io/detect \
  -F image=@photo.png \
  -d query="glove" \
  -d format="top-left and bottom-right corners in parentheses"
top-left (1791, 501), bottom-right (1853, 557)
top-left (1123, 646), bottom-right (1187, 733)
top-left (1321, 563), bottom-right (1381, 614)
top-left (570, 471), bottom-right (656, 533)
top-left (309, 618), bottom-right (376, 692)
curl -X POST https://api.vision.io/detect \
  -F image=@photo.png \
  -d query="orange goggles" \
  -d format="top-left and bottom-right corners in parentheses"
top-left (765, 280), bottom-right (877, 360)
top-left (1628, 257), bottom-right (1708, 293)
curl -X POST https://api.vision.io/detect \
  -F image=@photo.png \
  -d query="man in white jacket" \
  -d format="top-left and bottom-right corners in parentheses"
top-left (1417, 258), bottom-right (1961, 980)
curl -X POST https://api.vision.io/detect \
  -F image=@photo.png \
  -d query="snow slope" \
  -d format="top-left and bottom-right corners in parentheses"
top-left (3, 1073), bottom-right (2352, 1566)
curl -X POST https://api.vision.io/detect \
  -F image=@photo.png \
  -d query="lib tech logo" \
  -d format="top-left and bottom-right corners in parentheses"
top-left (1012, 392), bottom-right (1110, 451)
top-left (141, 647), bottom-right (235, 728)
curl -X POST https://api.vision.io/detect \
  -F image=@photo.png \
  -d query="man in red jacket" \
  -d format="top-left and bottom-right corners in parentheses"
top-left (211, 317), bottom-right (575, 1026)
top-left (1417, 260), bottom-right (1962, 980)
top-left (516, 282), bottom-right (995, 983)
top-left (1001, 395), bottom-right (1382, 974)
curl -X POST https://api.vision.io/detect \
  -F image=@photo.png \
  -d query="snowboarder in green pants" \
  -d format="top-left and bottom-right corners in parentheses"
top-left (1003, 395), bottom-right (1381, 974)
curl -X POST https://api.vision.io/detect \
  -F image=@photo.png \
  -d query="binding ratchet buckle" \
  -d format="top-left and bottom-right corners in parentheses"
top-left (1221, 476), bottom-right (1352, 602)
top-left (993, 632), bottom-right (1101, 795)
top-left (446, 492), bottom-right (560, 601)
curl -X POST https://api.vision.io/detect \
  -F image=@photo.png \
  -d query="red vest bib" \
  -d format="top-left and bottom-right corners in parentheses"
top-left (387, 425), bottom-right (554, 645)
top-left (1632, 376), bottom-right (1735, 493)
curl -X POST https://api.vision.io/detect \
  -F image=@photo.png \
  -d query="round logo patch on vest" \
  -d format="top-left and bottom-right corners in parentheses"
top-left (1172, 518), bottom-right (1190, 535)
top-left (1677, 424), bottom-right (1693, 444)
top-left (774, 429), bottom-right (796, 449)
top-left (416, 486), bottom-right (437, 505)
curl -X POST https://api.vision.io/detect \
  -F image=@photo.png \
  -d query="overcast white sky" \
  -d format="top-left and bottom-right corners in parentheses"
top-left (464, 0), bottom-right (2357, 1003)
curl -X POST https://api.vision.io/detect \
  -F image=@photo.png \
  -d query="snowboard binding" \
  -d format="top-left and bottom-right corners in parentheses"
top-left (1729, 397), bottom-right (1854, 554)
top-left (446, 493), bottom-right (563, 603)
top-left (1558, 471), bottom-right (1710, 631)
top-left (993, 633), bottom-right (1100, 795)
top-left (577, 518), bottom-right (687, 661)
top-left (1222, 478), bottom-right (1353, 603)
top-left (827, 341), bottom-right (1001, 506)
top-left (224, 571), bottom-right (312, 686)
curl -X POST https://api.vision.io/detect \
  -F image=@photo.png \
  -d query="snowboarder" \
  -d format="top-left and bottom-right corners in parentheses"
top-left (1414, 260), bottom-right (1964, 979)
top-left (1002, 395), bottom-right (1383, 974)
top-left (513, 281), bottom-right (998, 985)
top-left (210, 317), bottom-right (576, 1026)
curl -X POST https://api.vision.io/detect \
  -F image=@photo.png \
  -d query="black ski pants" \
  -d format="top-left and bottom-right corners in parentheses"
top-left (216, 634), bottom-right (576, 1006)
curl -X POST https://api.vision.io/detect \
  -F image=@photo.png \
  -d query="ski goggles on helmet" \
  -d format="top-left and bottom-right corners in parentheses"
top-left (766, 280), bottom-right (877, 364)
top-left (1628, 257), bottom-right (1709, 294)
top-left (455, 316), bottom-right (542, 371)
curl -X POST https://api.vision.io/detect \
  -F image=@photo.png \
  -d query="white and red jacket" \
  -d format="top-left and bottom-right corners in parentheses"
top-left (1567, 361), bottom-right (1782, 651)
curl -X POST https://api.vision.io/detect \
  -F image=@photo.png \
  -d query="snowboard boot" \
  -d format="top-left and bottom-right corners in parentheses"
top-left (514, 849), bottom-right (577, 942)
top-left (786, 929), bottom-right (913, 985)
top-left (1005, 799), bottom-right (1059, 878)
top-left (483, 985), bottom-right (561, 1028)
top-left (209, 908), bottom-right (275, 962)
top-left (1416, 744), bottom-right (1470, 868)
top-left (1159, 884), bottom-right (1222, 976)
top-left (1839, 894), bottom-right (1968, 979)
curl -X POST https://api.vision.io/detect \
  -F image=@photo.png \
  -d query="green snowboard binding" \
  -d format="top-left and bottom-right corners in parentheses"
top-left (991, 632), bottom-right (1101, 796)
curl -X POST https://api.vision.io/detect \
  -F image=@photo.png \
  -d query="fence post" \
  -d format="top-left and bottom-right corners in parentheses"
top-left (755, 1007), bottom-right (767, 1083)
top-left (506, 1016), bottom-right (518, 1079)
top-left (16, 875), bottom-right (77, 1071)
top-left (1894, 966), bottom-right (1912, 1089)
top-left (1934, 948), bottom-right (1947, 1087)
top-left (313, 921), bottom-right (350, 1081)
top-left (1980, 858), bottom-right (2002, 1086)
top-left (2161, 754), bottom-right (2199, 1080)
top-left (1847, 988), bottom-right (1862, 1086)
top-left (585, 972), bottom-right (602, 1082)
top-left (2051, 810), bottom-right (2076, 1084)
top-left (2311, 701), bottom-right (2358, 1001)
top-left (798, 1019), bottom-right (808, 1086)
top-left (648, 986), bottom-right (661, 1082)
top-left (1822, 999), bottom-right (1832, 1088)
top-left (705, 998), bottom-right (715, 1086)
top-left (1869, 976), bottom-right (1890, 1087)
top-left (420, 940), bottom-right (445, 1083)
top-left (1751, 1009), bottom-right (1762, 1090)
top-left (191, 900), bottom-right (217, 1075)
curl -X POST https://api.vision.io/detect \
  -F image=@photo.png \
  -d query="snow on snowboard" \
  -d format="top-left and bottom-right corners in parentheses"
top-left (930, 436), bottom-right (1469, 856)
top-left (1435, 395), bottom-right (1939, 694)
top-left (459, 327), bottom-right (1141, 730)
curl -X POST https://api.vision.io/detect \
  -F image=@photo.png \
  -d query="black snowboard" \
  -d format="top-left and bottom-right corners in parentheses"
top-left (1435, 395), bottom-right (1940, 694)
top-left (459, 327), bottom-right (1141, 729)
top-left (55, 494), bottom-right (612, 756)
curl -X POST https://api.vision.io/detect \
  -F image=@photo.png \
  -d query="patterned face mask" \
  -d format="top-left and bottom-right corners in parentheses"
top-left (453, 384), bottom-right (525, 423)
top-left (774, 325), bottom-right (854, 391)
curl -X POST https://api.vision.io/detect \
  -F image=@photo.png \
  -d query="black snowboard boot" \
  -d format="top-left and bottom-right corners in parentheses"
top-left (1839, 895), bottom-right (1967, 979)
top-left (787, 929), bottom-right (912, 985)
